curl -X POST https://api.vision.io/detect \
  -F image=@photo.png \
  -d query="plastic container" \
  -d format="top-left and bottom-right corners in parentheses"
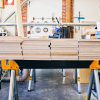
top-left (97, 22), bottom-right (100, 31)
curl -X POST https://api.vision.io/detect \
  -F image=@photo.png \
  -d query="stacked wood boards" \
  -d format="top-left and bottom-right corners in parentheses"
top-left (22, 38), bottom-right (51, 60)
top-left (79, 39), bottom-right (100, 60)
top-left (51, 39), bottom-right (78, 60)
top-left (0, 36), bottom-right (23, 60)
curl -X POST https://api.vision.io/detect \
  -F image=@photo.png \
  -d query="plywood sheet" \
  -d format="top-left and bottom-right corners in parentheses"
top-left (22, 38), bottom-right (50, 59)
top-left (79, 39), bottom-right (100, 60)
top-left (51, 39), bottom-right (78, 60)
top-left (0, 36), bottom-right (23, 60)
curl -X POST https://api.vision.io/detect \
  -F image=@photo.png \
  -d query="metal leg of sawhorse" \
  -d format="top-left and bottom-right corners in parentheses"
top-left (33, 69), bottom-right (36, 82)
top-left (9, 69), bottom-right (18, 100)
top-left (14, 70), bottom-right (18, 100)
top-left (28, 69), bottom-right (36, 92)
top-left (75, 69), bottom-right (77, 84)
top-left (87, 69), bottom-right (100, 100)
top-left (94, 69), bottom-right (100, 100)
top-left (0, 66), bottom-right (1, 90)
top-left (87, 69), bottom-right (94, 100)
top-left (63, 69), bottom-right (65, 77)
top-left (77, 69), bottom-right (81, 94)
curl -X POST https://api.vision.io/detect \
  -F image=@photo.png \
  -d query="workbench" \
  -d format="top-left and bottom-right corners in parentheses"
top-left (15, 60), bottom-right (93, 69)
top-left (0, 37), bottom-right (100, 100)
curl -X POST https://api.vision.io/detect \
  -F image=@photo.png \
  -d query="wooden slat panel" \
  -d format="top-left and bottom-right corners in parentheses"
top-left (51, 39), bottom-right (78, 60)
top-left (79, 39), bottom-right (100, 60)
top-left (22, 38), bottom-right (50, 59)
top-left (0, 36), bottom-right (23, 59)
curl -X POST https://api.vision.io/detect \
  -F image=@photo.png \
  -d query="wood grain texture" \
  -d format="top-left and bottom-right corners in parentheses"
top-left (22, 38), bottom-right (50, 60)
top-left (15, 0), bottom-right (24, 37)
top-left (79, 39), bottom-right (100, 60)
top-left (1, 38), bottom-right (100, 60)
top-left (0, 36), bottom-right (23, 60)
top-left (51, 39), bottom-right (78, 60)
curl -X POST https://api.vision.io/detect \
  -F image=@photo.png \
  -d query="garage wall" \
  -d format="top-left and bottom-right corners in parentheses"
top-left (0, 5), bottom-right (15, 36)
top-left (74, 0), bottom-right (100, 39)
top-left (0, 0), bottom-right (62, 37)
top-left (1, 0), bottom-right (100, 38)
top-left (27, 0), bottom-right (62, 37)
top-left (74, 0), bottom-right (100, 22)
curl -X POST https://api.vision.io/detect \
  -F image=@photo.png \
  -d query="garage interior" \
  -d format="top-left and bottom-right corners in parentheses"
top-left (0, 0), bottom-right (100, 100)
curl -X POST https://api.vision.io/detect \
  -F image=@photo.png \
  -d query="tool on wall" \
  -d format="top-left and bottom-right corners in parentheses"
top-left (29, 0), bottom-right (30, 6)
top-left (43, 28), bottom-right (48, 33)
top-left (35, 27), bottom-right (41, 33)
top-left (74, 11), bottom-right (85, 30)
top-left (56, 17), bottom-right (59, 24)
top-left (33, 17), bottom-right (62, 21)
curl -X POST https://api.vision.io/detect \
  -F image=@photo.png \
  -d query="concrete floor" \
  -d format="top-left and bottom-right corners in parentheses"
top-left (0, 69), bottom-right (96, 100)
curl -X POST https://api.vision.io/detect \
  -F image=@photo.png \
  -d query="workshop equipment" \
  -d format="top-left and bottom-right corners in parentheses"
top-left (0, 23), bottom-right (97, 26)
top-left (0, 27), bottom-right (8, 36)
top-left (49, 27), bottom-right (70, 38)
top-left (33, 17), bottom-right (60, 21)
top-left (74, 11), bottom-right (85, 30)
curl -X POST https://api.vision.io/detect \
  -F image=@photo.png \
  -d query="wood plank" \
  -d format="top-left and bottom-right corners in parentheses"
top-left (23, 54), bottom-right (50, 56)
top-left (79, 39), bottom-right (100, 42)
top-left (79, 42), bottom-right (100, 46)
top-left (23, 56), bottom-right (50, 59)
top-left (51, 56), bottom-right (78, 59)
top-left (24, 58), bottom-right (51, 60)
top-left (79, 56), bottom-right (100, 60)
top-left (66, 0), bottom-right (71, 23)
top-left (23, 38), bottom-right (51, 41)
top-left (51, 52), bottom-right (78, 55)
top-left (15, 0), bottom-right (24, 37)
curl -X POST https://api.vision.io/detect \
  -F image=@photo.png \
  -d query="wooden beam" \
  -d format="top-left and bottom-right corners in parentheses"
top-left (66, 0), bottom-right (71, 23)
top-left (15, 0), bottom-right (24, 38)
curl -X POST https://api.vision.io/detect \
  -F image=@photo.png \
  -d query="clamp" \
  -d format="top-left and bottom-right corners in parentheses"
top-left (1, 60), bottom-right (19, 69)
top-left (89, 60), bottom-right (100, 69)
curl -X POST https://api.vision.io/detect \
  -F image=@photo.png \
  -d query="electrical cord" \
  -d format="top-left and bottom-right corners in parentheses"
top-left (0, 70), bottom-right (7, 82)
